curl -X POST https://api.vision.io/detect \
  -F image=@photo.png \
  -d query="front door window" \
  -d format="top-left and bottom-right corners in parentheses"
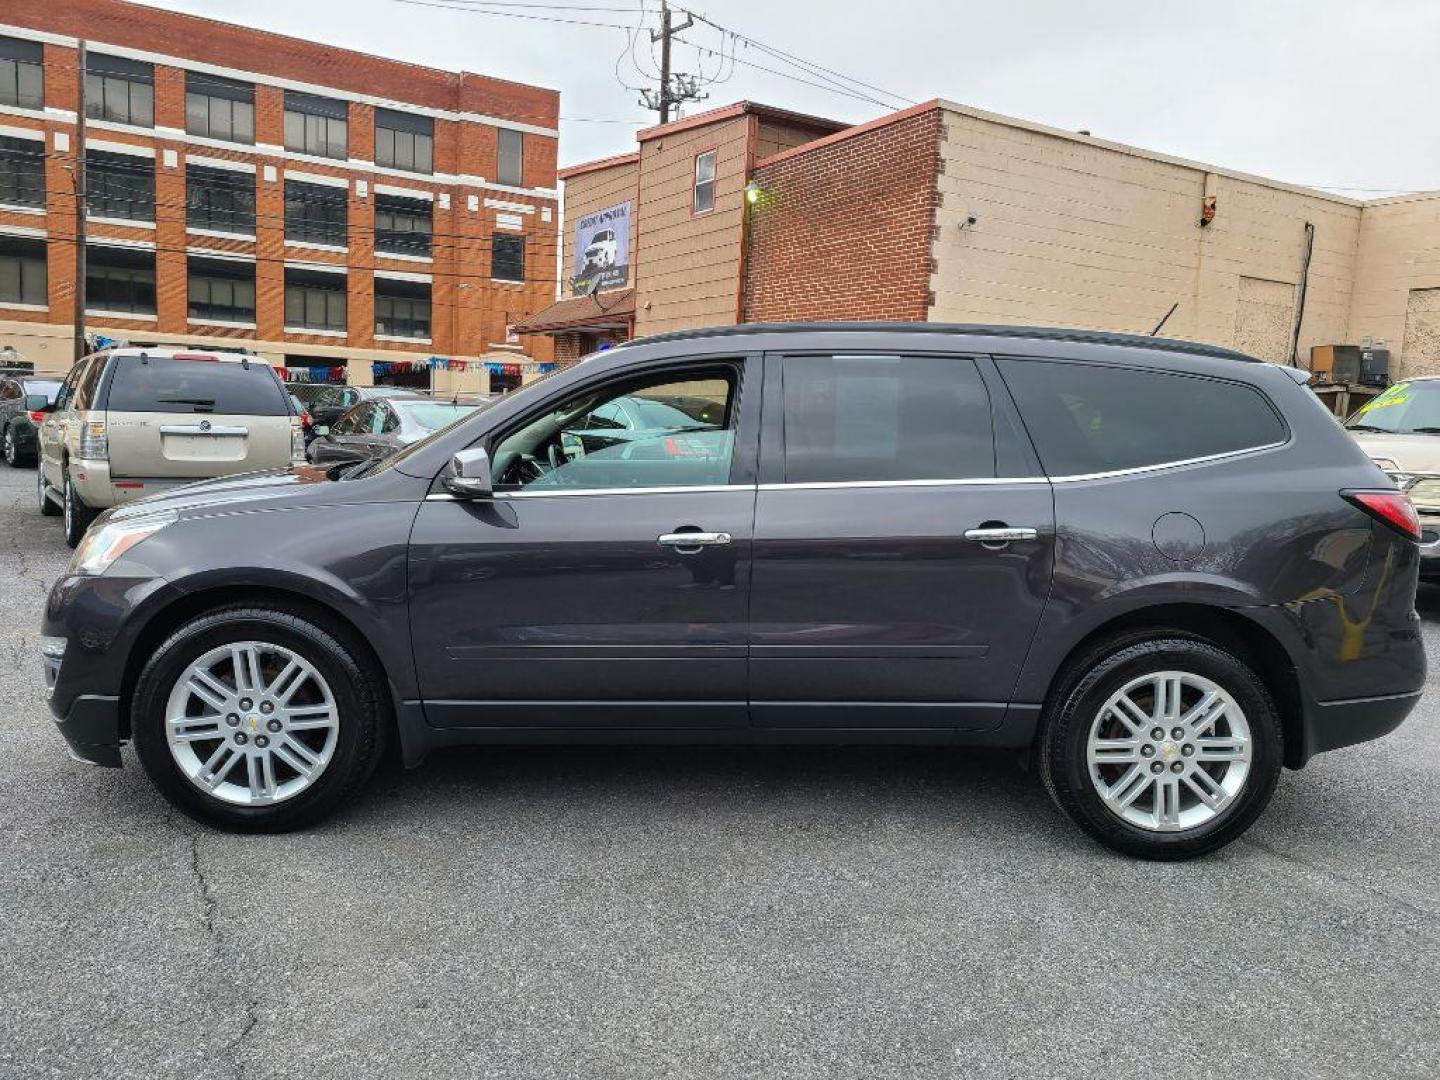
top-left (491, 371), bottom-right (736, 491)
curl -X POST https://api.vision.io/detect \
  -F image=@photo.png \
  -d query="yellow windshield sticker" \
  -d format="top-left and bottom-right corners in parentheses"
top-left (1354, 383), bottom-right (1411, 416)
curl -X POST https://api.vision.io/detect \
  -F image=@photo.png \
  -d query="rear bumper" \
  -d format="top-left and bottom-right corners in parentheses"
top-left (1299, 689), bottom-right (1423, 764)
top-left (70, 462), bottom-right (201, 508)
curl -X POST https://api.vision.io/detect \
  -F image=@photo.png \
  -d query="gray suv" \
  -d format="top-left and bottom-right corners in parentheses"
top-left (40, 324), bottom-right (1425, 859)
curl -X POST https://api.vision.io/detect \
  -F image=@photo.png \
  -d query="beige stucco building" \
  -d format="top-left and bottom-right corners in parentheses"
top-left (522, 97), bottom-right (1440, 383)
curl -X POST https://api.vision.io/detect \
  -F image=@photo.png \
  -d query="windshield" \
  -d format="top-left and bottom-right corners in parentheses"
top-left (395, 400), bottom-right (484, 431)
top-left (1346, 381), bottom-right (1440, 434)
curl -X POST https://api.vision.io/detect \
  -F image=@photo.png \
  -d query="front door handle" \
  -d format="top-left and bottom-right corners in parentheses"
top-left (657, 531), bottom-right (732, 550)
top-left (964, 526), bottom-right (1038, 542)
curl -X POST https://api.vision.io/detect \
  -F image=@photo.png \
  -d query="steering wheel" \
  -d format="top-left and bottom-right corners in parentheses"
top-left (547, 442), bottom-right (563, 471)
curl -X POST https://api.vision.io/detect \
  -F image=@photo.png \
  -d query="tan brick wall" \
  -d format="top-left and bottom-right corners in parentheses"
top-left (632, 117), bottom-right (751, 336)
top-left (561, 159), bottom-right (638, 292)
top-left (742, 108), bottom-right (942, 323)
top-left (929, 104), bottom-right (1361, 363)
top-left (1348, 196), bottom-right (1440, 378)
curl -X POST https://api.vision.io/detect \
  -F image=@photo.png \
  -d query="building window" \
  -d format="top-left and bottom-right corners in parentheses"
top-left (188, 257), bottom-right (256, 323)
top-left (0, 36), bottom-right (44, 110)
top-left (87, 245), bottom-right (156, 315)
top-left (375, 278), bottom-right (431, 339)
top-left (284, 268), bottom-right (347, 332)
top-left (186, 165), bottom-right (255, 234)
top-left (0, 135), bottom-right (45, 209)
top-left (284, 91), bottom-right (347, 160)
top-left (374, 193), bottom-right (432, 257)
top-left (693, 149), bottom-right (716, 214)
top-left (185, 72), bottom-right (254, 144)
top-left (0, 235), bottom-right (46, 306)
top-left (497, 128), bottom-right (523, 187)
top-left (491, 233), bottom-right (524, 282)
top-left (375, 109), bottom-right (433, 174)
top-left (285, 180), bottom-right (347, 247)
top-left (85, 53), bottom-right (154, 128)
top-left (86, 150), bottom-right (155, 222)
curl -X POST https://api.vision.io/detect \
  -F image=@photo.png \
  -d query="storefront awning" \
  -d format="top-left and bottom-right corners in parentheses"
top-left (513, 290), bottom-right (635, 335)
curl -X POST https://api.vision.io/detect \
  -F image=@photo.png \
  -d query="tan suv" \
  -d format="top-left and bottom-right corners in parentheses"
top-left (37, 348), bottom-right (303, 547)
top-left (1343, 375), bottom-right (1440, 578)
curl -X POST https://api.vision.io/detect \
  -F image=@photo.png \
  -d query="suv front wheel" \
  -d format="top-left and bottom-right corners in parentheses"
top-left (1039, 635), bottom-right (1283, 860)
top-left (132, 605), bottom-right (387, 831)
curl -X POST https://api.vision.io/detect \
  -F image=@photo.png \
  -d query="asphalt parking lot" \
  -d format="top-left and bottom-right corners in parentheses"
top-left (1, 462), bottom-right (1438, 1080)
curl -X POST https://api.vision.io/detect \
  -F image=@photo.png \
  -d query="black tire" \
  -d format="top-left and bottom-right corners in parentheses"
top-left (132, 605), bottom-right (387, 832)
top-left (1038, 634), bottom-right (1283, 860)
top-left (62, 470), bottom-right (98, 548)
top-left (37, 465), bottom-right (61, 516)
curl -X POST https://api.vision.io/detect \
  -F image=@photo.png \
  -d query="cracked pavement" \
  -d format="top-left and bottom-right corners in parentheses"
top-left (0, 462), bottom-right (1438, 1080)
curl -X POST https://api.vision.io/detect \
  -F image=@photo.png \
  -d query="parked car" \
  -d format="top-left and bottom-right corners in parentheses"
top-left (1344, 376), bottom-right (1440, 579)
top-left (307, 384), bottom-right (427, 432)
top-left (288, 394), bottom-right (317, 446)
top-left (286, 382), bottom-right (337, 412)
top-left (559, 393), bottom-right (723, 459)
top-left (306, 395), bottom-right (487, 465)
top-left (36, 348), bottom-right (303, 548)
top-left (0, 375), bottom-right (61, 467)
top-left (41, 324), bottom-right (1423, 858)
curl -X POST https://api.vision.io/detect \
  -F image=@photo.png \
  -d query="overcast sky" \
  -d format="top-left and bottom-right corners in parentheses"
top-left (138, 0), bottom-right (1440, 195)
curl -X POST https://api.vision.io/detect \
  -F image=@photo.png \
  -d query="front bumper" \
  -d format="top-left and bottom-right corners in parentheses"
top-left (1418, 513), bottom-right (1440, 578)
top-left (42, 571), bottom-right (183, 768)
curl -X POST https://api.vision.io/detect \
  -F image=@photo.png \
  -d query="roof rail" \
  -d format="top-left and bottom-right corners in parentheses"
top-left (624, 322), bottom-right (1262, 364)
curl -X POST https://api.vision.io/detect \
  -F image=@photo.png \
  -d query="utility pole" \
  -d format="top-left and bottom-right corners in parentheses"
top-left (641, 1), bottom-right (697, 123)
top-left (73, 38), bottom-right (88, 366)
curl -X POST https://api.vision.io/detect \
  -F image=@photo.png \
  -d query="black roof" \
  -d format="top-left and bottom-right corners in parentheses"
top-left (627, 322), bottom-right (1262, 364)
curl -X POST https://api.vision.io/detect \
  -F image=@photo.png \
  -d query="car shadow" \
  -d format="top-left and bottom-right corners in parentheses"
top-left (341, 742), bottom-right (1074, 843)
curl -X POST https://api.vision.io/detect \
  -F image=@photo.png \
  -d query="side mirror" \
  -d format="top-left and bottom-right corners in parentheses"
top-left (444, 446), bottom-right (493, 499)
top-left (23, 394), bottom-right (50, 412)
top-left (313, 425), bottom-right (330, 436)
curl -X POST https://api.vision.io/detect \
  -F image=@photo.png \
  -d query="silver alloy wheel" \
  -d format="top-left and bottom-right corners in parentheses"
top-left (62, 475), bottom-right (72, 535)
top-left (165, 640), bottom-right (340, 806)
top-left (4, 426), bottom-right (14, 464)
top-left (1086, 670), bottom-right (1253, 832)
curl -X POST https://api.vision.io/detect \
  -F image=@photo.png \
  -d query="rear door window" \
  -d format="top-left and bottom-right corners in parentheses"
top-left (779, 355), bottom-right (995, 483)
top-left (103, 357), bottom-right (290, 415)
top-left (998, 359), bottom-right (1287, 477)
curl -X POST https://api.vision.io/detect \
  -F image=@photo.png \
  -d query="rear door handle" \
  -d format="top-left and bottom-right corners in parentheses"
top-left (964, 526), bottom-right (1038, 542)
top-left (657, 531), bottom-right (732, 549)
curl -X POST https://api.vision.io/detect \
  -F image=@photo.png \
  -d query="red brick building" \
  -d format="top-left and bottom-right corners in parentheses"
top-left (0, 0), bottom-right (561, 390)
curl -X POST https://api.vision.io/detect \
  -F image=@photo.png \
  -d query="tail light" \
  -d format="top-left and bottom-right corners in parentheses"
top-left (290, 417), bottom-right (306, 462)
top-left (78, 420), bottom-right (108, 460)
top-left (1343, 489), bottom-right (1421, 541)
top-left (300, 411), bottom-right (313, 430)
top-left (28, 410), bottom-right (45, 423)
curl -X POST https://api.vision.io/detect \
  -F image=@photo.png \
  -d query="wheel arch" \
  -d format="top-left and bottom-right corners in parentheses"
top-left (116, 583), bottom-right (399, 743)
top-left (1034, 603), bottom-right (1305, 769)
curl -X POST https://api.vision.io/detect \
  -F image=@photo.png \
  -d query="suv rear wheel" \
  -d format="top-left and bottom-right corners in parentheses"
top-left (3, 424), bottom-right (21, 466)
top-left (37, 466), bottom-right (60, 516)
top-left (62, 470), bottom-right (98, 548)
top-left (132, 606), bottom-right (386, 831)
top-left (1038, 635), bottom-right (1283, 860)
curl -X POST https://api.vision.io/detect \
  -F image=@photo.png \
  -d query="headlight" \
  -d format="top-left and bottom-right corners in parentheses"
top-left (69, 510), bottom-right (177, 576)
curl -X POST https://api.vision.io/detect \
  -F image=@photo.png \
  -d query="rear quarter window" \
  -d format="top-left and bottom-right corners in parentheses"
top-left (998, 358), bottom-right (1287, 476)
top-left (103, 357), bottom-right (291, 416)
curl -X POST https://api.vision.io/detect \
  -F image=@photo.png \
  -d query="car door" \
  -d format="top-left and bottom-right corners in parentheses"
top-left (749, 352), bottom-right (1056, 730)
top-left (40, 358), bottom-right (89, 489)
top-left (315, 403), bottom-right (373, 463)
top-left (407, 355), bottom-right (759, 729)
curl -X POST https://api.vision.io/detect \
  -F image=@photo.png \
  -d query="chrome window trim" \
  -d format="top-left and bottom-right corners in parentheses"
top-left (420, 441), bottom-right (1287, 501)
top-left (1046, 440), bottom-right (1289, 483)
